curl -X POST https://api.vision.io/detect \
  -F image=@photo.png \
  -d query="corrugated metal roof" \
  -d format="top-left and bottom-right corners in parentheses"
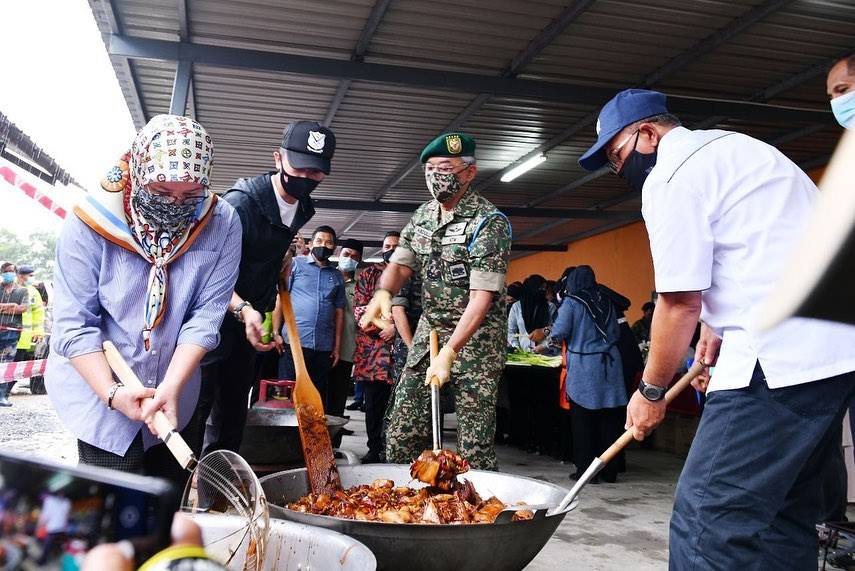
top-left (88, 0), bottom-right (848, 253)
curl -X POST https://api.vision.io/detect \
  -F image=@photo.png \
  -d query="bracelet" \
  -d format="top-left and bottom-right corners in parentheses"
top-left (233, 300), bottom-right (252, 322)
top-left (107, 381), bottom-right (124, 410)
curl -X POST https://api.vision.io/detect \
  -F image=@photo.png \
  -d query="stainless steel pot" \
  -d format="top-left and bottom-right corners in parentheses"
top-left (260, 464), bottom-right (577, 571)
top-left (189, 512), bottom-right (376, 570)
top-left (238, 407), bottom-right (348, 466)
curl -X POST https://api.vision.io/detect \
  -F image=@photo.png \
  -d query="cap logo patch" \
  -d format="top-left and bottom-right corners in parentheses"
top-left (596, 118), bottom-right (601, 135)
top-left (445, 134), bottom-right (462, 154)
top-left (307, 131), bottom-right (326, 154)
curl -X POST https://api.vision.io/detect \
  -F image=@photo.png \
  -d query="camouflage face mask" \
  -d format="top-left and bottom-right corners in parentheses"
top-left (425, 171), bottom-right (460, 203)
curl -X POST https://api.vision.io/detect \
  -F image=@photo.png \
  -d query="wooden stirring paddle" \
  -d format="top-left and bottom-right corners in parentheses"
top-left (278, 289), bottom-right (342, 495)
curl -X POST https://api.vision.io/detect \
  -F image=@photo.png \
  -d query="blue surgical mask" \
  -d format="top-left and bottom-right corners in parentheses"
top-left (338, 256), bottom-right (358, 272)
top-left (831, 90), bottom-right (855, 130)
top-left (1, 273), bottom-right (15, 285)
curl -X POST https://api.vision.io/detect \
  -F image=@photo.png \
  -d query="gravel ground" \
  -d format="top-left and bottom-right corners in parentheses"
top-left (0, 385), bottom-right (76, 464)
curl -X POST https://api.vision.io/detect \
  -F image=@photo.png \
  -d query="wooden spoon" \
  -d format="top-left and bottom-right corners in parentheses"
top-left (278, 290), bottom-right (341, 495)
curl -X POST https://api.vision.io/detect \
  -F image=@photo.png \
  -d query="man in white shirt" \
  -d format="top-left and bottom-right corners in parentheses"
top-left (579, 88), bottom-right (855, 569)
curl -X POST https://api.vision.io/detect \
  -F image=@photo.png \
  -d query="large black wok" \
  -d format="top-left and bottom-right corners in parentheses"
top-left (238, 407), bottom-right (348, 466)
top-left (260, 464), bottom-right (577, 571)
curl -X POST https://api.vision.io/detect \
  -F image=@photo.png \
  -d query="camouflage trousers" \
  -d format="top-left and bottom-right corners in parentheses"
top-left (384, 353), bottom-right (503, 471)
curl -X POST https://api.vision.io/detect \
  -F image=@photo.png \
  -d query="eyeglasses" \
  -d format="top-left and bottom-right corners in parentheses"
top-left (422, 162), bottom-right (471, 175)
top-left (146, 189), bottom-right (210, 207)
top-left (607, 129), bottom-right (640, 174)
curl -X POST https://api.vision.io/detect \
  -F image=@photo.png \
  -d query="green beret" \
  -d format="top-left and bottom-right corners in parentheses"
top-left (419, 132), bottom-right (476, 163)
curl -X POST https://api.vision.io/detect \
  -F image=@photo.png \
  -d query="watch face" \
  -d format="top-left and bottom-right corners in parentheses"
top-left (642, 383), bottom-right (663, 400)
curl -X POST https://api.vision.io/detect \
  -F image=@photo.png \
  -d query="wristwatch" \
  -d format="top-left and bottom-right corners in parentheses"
top-left (233, 300), bottom-right (252, 322)
top-left (638, 379), bottom-right (667, 402)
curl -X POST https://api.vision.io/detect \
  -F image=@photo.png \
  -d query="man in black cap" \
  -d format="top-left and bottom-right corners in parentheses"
top-left (200, 121), bottom-right (336, 456)
top-left (579, 88), bottom-right (855, 569)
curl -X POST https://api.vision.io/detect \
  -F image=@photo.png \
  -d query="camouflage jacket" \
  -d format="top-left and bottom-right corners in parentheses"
top-left (389, 187), bottom-right (511, 369)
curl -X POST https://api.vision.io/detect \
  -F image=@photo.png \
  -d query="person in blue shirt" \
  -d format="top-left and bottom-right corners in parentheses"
top-left (273, 225), bottom-right (346, 393)
top-left (549, 265), bottom-right (626, 484)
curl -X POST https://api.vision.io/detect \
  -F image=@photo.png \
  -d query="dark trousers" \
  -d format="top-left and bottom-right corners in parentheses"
top-left (327, 360), bottom-right (353, 417)
top-left (570, 404), bottom-right (624, 481)
top-left (200, 336), bottom-right (257, 456)
top-left (363, 382), bottom-right (392, 458)
top-left (669, 364), bottom-right (855, 570)
top-left (278, 345), bottom-right (332, 395)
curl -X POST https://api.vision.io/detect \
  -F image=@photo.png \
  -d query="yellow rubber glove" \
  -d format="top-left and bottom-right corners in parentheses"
top-left (359, 288), bottom-right (392, 330)
top-left (424, 346), bottom-right (457, 388)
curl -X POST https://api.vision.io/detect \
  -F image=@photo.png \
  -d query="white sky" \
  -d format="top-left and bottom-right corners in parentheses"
top-left (0, 0), bottom-right (136, 238)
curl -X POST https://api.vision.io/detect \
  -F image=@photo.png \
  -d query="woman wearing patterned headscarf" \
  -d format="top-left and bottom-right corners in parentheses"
top-left (46, 115), bottom-right (241, 489)
top-left (549, 265), bottom-right (626, 484)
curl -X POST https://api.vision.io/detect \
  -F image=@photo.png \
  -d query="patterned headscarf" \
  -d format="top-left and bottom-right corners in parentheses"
top-left (95, 114), bottom-right (216, 350)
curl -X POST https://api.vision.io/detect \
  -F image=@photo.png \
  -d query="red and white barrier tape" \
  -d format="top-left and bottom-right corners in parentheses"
top-left (0, 157), bottom-right (67, 219)
top-left (1, 359), bottom-right (46, 383)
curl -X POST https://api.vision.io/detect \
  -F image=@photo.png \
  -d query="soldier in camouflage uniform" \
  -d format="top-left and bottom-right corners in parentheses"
top-left (360, 132), bottom-right (512, 470)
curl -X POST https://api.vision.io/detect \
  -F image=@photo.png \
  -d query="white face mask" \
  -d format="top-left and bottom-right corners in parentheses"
top-left (831, 89), bottom-right (855, 130)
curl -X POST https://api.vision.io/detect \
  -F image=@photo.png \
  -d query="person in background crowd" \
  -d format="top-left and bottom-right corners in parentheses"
top-left (293, 232), bottom-right (311, 258)
top-left (580, 87), bottom-right (855, 568)
top-left (14, 265), bottom-right (45, 364)
top-left (632, 301), bottom-right (655, 344)
top-left (201, 120), bottom-right (335, 457)
top-left (361, 132), bottom-right (512, 470)
top-left (544, 280), bottom-right (557, 305)
top-left (0, 262), bottom-right (27, 407)
top-left (47, 115), bottom-right (241, 495)
top-left (328, 238), bottom-right (363, 441)
top-left (828, 53), bottom-right (854, 129)
top-left (550, 265), bottom-right (626, 484)
top-left (273, 225), bottom-right (346, 395)
top-left (507, 274), bottom-right (557, 353)
top-left (352, 232), bottom-right (399, 463)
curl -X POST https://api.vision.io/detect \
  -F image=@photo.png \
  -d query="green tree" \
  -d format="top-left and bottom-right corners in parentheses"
top-left (0, 229), bottom-right (57, 280)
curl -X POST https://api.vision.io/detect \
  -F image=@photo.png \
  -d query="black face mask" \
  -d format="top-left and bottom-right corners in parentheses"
top-left (312, 246), bottom-right (334, 262)
top-left (381, 248), bottom-right (395, 263)
top-left (618, 146), bottom-right (658, 193)
top-left (280, 170), bottom-right (320, 200)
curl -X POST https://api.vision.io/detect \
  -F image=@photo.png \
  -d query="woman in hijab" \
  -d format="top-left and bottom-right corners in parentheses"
top-left (46, 115), bottom-right (241, 489)
top-left (507, 274), bottom-right (557, 352)
top-left (550, 265), bottom-right (626, 483)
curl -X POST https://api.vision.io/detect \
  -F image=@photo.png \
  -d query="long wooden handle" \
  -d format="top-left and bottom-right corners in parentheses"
top-left (599, 360), bottom-right (706, 464)
top-left (429, 330), bottom-right (439, 360)
top-left (102, 342), bottom-right (196, 470)
top-left (279, 291), bottom-right (308, 375)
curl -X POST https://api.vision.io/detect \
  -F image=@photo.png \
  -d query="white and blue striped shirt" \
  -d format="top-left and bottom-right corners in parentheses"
top-left (46, 201), bottom-right (242, 455)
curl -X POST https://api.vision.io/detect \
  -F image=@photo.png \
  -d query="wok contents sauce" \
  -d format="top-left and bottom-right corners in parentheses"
top-left (287, 478), bottom-right (534, 524)
top-left (296, 403), bottom-right (342, 495)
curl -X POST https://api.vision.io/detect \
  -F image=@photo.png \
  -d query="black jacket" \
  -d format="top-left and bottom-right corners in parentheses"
top-left (204, 172), bottom-right (314, 364)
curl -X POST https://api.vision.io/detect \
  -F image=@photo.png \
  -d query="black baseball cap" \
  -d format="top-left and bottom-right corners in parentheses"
top-left (281, 121), bottom-right (336, 175)
top-left (17, 265), bottom-right (34, 275)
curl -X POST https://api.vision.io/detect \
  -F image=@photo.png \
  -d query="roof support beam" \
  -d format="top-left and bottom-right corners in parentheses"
top-left (107, 35), bottom-right (831, 124)
top-left (478, 0), bottom-right (795, 192)
top-left (311, 198), bottom-right (638, 220)
top-left (169, 59), bottom-right (192, 115)
top-left (100, 1), bottom-right (147, 127)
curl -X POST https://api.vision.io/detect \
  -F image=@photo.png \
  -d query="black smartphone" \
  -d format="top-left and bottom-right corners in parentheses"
top-left (0, 450), bottom-right (177, 569)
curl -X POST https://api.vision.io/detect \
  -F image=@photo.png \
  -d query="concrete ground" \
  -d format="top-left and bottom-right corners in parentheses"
top-left (0, 387), bottom-right (844, 569)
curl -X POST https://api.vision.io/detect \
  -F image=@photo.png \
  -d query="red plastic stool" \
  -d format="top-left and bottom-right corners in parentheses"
top-left (256, 379), bottom-right (296, 409)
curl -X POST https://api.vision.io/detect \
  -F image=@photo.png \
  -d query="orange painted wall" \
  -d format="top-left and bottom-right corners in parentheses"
top-left (507, 221), bottom-right (655, 323)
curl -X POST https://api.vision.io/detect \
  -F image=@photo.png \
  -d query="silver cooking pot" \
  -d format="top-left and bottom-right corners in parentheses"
top-left (260, 464), bottom-right (577, 571)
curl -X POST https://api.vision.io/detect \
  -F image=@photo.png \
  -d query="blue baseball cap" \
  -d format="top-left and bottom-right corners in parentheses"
top-left (578, 89), bottom-right (669, 171)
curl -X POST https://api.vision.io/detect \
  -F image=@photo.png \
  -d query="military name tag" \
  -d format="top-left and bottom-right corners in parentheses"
top-left (441, 235), bottom-right (467, 245)
top-left (444, 222), bottom-right (467, 236)
top-left (415, 226), bottom-right (433, 239)
top-left (448, 263), bottom-right (468, 280)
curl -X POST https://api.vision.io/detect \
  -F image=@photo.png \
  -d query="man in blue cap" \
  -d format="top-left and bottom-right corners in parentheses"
top-left (579, 89), bottom-right (855, 568)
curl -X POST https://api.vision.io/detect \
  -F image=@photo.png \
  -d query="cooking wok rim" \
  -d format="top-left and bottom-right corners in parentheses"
top-left (259, 463), bottom-right (578, 527)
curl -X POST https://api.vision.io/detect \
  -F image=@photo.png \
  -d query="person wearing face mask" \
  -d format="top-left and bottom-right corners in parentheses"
top-left (579, 88), bottom-right (855, 568)
top-left (46, 114), bottom-right (241, 494)
top-left (14, 265), bottom-right (45, 365)
top-left (326, 238), bottom-right (363, 440)
top-left (351, 232), bottom-right (400, 463)
top-left (0, 262), bottom-right (28, 407)
top-left (360, 133), bottom-right (512, 470)
top-left (200, 120), bottom-right (335, 457)
top-left (828, 53), bottom-right (855, 130)
top-left (272, 226), bottom-right (346, 396)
